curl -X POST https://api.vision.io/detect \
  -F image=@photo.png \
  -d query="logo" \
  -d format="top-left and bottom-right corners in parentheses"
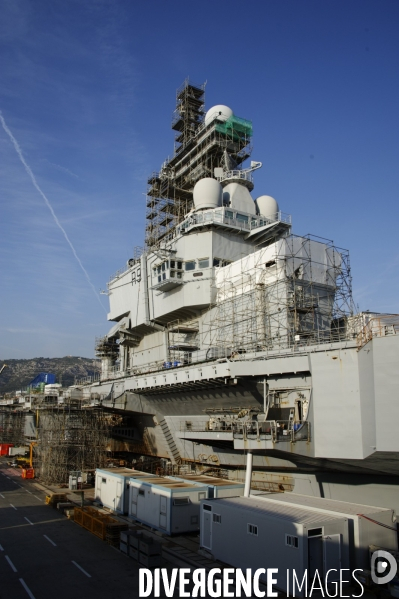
top-left (371, 550), bottom-right (398, 585)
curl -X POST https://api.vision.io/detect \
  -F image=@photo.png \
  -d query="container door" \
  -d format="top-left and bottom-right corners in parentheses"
top-left (131, 487), bottom-right (138, 516)
top-left (96, 475), bottom-right (101, 500)
top-left (202, 510), bottom-right (212, 550)
top-left (159, 495), bottom-right (167, 529)
top-left (308, 536), bottom-right (323, 579)
top-left (323, 534), bottom-right (341, 580)
top-left (115, 479), bottom-right (122, 512)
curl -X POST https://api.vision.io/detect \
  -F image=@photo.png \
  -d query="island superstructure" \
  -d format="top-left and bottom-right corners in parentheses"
top-left (81, 80), bottom-right (398, 508)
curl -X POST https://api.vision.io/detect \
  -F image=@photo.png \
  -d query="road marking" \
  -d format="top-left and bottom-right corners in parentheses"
top-left (5, 555), bottom-right (17, 572)
top-left (24, 517), bottom-right (33, 526)
top-left (13, 481), bottom-right (18, 485)
top-left (25, 489), bottom-right (32, 494)
top-left (0, 544), bottom-right (4, 551)
top-left (0, 493), bottom-right (4, 498)
top-left (72, 560), bottom-right (91, 578)
top-left (43, 535), bottom-right (56, 547)
top-left (10, 503), bottom-right (17, 510)
top-left (32, 495), bottom-right (42, 501)
top-left (20, 578), bottom-right (36, 599)
top-left (6, 476), bottom-right (10, 479)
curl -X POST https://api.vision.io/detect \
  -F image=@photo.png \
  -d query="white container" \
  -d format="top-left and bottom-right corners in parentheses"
top-left (200, 496), bottom-right (350, 598)
top-left (171, 474), bottom-right (245, 498)
top-left (251, 491), bottom-right (398, 570)
top-left (129, 476), bottom-right (209, 535)
top-left (95, 468), bottom-right (155, 515)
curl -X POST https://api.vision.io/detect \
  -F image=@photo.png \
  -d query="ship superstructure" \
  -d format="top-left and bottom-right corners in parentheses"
top-left (82, 80), bottom-right (399, 508)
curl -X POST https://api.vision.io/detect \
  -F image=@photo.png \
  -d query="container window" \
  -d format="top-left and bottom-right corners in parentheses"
top-left (286, 534), bottom-right (299, 548)
top-left (102, 478), bottom-right (106, 483)
top-left (138, 490), bottom-right (145, 496)
top-left (198, 258), bottom-right (209, 268)
top-left (225, 210), bottom-right (234, 219)
top-left (203, 504), bottom-right (212, 511)
top-left (308, 528), bottom-right (323, 537)
top-left (185, 261), bottom-right (196, 271)
top-left (177, 261), bottom-right (183, 270)
top-left (213, 513), bottom-right (221, 524)
top-left (162, 262), bottom-right (165, 272)
top-left (170, 260), bottom-right (175, 269)
top-left (170, 270), bottom-right (175, 278)
top-left (198, 492), bottom-right (206, 500)
top-left (173, 497), bottom-right (190, 506)
top-left (157, 266), bottom-right (161, 274)
top-left (248, 524), bottom-right (258, 536)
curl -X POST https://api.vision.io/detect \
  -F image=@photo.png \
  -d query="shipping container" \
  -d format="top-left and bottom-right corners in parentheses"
top-left (251, 491), bottom-right (398, 570)
top-left (95, 468), bottom-right (155, 515)
top-left (200, 496), bottom-right (350, 598)
top-left (129, 476), bottom-right (209, 535)
top-left (170, 474), bottom-right (245, 498)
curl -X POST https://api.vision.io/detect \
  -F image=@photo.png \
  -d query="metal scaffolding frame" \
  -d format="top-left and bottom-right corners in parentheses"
top-left (0, 410), bottom-right (26, 445)
top-left (36, 406), bottom-right (110, 484)
top-left (203, 234), bottom-right (354, 354)
top-left (145, 78), bottom-right (253, 248)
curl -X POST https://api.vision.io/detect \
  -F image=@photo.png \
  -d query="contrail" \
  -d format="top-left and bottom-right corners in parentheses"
top-left (0, 111), bottom-right (106, 313)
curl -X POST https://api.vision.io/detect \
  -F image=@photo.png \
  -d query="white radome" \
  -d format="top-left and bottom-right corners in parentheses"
top-left (193, 178), bottom-right (222, 211)
top-left (256, 195), bottom-right (279, 219)
top-left (204, 105), bottom-right (233, 127)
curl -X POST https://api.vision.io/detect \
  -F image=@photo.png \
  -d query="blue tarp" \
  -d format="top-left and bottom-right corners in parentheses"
top-left (28, 373), bottom-right (56, 388)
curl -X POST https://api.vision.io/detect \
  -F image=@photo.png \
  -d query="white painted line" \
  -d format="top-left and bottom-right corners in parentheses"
top-left (32, 495), bottom-right (42, 501)
top-left (0, 493), bottom-right (4, 498)
top-left (0, 544), bottom-right (4, 551)
top-left (10, 503), bottom-right (17, 510)
top-left (24, 517), bottom-right (34, 526)
top-left (43, 535), bottom-right (56, 547)
top-left (6, 476), bottom-right (10, 479)
top-left (5, 555), bottom-right (17, 572)
top-left (20, 578), bottom-right (36, 599)
top-left (25, 489), bottom-right (32, 494)
top-left (13, 481), bottom-right (18, 485)
top-left (72, 560), bottom-right (91, 578)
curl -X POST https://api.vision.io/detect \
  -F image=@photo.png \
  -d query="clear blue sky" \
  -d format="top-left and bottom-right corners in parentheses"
top-left (1, 0), bottom-right (398, 359)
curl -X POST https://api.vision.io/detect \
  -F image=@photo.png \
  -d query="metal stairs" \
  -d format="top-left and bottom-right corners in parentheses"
top-left (159, 418), bottom-right (182, 465)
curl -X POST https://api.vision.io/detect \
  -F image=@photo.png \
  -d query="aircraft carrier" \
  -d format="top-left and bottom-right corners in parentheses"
top-left (76, 80), bottom-right (399, 509)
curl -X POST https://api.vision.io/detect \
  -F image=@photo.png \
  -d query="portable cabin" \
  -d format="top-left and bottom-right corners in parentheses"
top-left (251, 491), bottom-right (398, 570)
top-left (129, 476), bottom-right (209, 535)
top-left (200, 496), bottom-right (350, 598)
top-left (95, 468), bottom-right (155, 515)
top-left (171, 474), bottom-right (245, 498)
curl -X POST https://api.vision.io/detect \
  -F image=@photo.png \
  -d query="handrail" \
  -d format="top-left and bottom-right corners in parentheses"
top-left (357, 315), bottom-right (399, 349)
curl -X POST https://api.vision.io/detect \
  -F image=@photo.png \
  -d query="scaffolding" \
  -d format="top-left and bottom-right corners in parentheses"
top-left (145, 78), bottom-right (253, 248)
top-left (0, 410), bottom-right (26, 445)
top-left (203, 234), bottom-right (354, 354)
top-left (36, 406), bottom-right (110, 485)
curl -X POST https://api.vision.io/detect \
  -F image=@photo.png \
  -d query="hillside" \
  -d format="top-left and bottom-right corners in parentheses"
top-left (0, 356), bottom-right (101, 394)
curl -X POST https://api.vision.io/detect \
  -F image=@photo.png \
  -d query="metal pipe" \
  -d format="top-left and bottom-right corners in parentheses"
top-left (244, 451), bottom-right (253, 497)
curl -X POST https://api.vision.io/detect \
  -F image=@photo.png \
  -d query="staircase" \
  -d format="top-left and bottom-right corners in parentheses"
top-left (159, 418), bottom-right (182, 465)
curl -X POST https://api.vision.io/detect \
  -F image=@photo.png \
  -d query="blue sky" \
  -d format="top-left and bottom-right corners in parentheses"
top-left (1, 0), bottom-right (398, 359)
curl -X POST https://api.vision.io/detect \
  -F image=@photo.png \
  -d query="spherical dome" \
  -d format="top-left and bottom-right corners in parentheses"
top-left (204, 105), bottom-right (233, 127)
top-left (193, 178), bottom-right (222, 211)
top-left (255, 195), bottom-right (279, 219)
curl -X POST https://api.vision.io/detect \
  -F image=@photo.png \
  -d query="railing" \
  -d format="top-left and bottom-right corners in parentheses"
top-left (179, 207), bottom-right (291, 235)
top-left (215, 170), bottom-right (253, 185)
top-left (357, 315), bottom-right (399, 349)
top-left (179, 419), bottom-right (310, 443)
